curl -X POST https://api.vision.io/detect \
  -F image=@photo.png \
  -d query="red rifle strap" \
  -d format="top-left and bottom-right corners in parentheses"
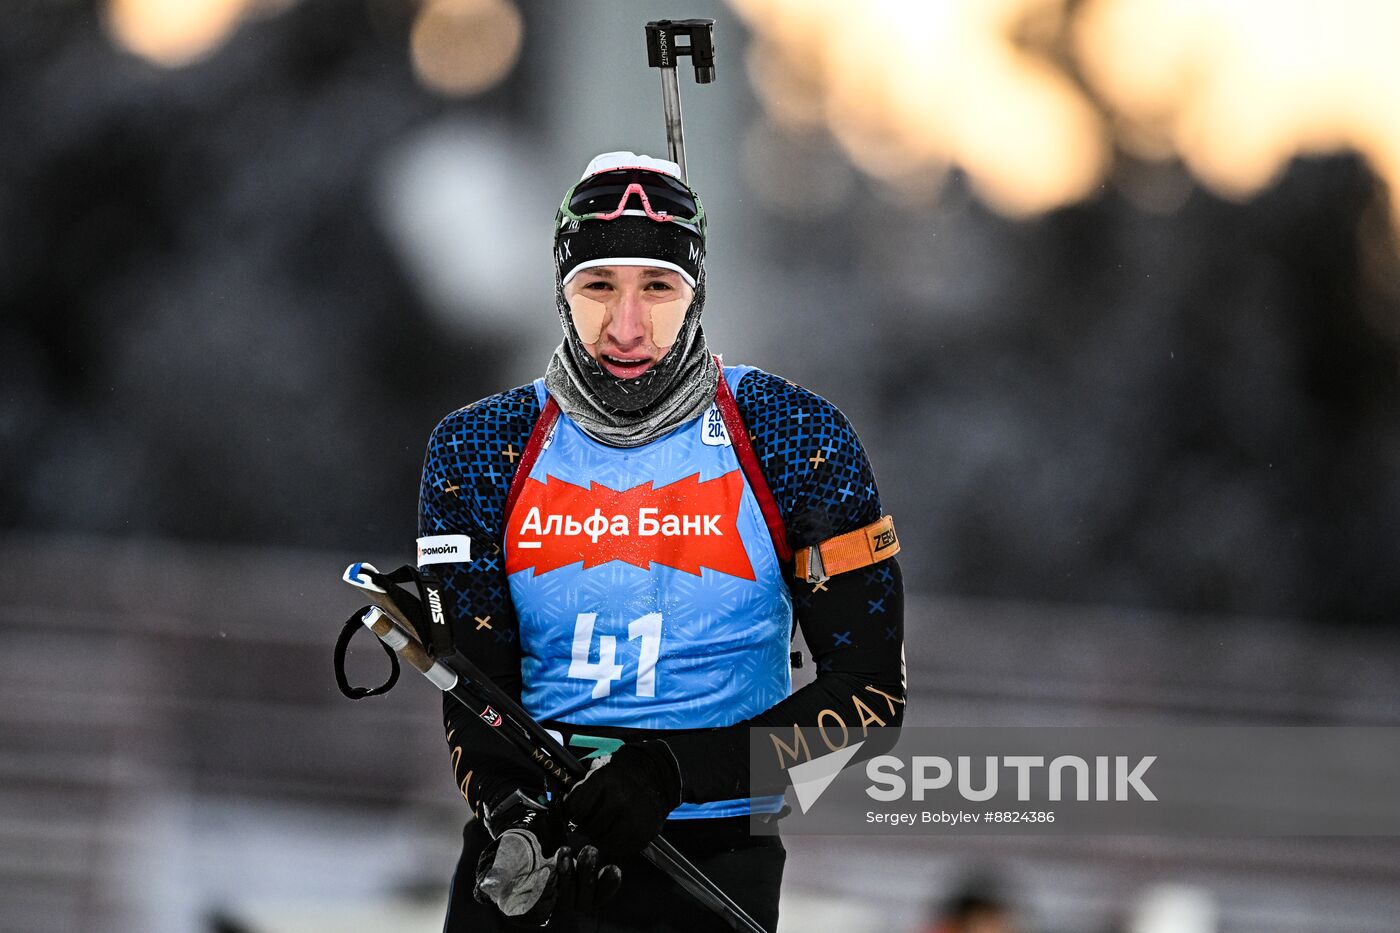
top-left (503, 395), bottom-right (559, 523)
top-left (714, 359), bottom-right (793, 564)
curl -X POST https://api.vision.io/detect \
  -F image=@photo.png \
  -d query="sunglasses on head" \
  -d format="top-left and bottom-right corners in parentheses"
top-left (560, 169), bottom-right (705, 231)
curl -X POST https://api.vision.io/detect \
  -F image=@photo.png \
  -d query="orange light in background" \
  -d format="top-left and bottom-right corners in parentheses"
top-left (730, 0), bottom-right (1109, 217)
top-left (733, 0), bottom-right (1400, 236)
top-left (410, 0), bottom-right (523, 97)
top-left (745, 39), bottom-right (825, 133)
top-left (104, 0), bottom-right (250, 67)
top-left (1075, 0), bottom-right (1400, 228)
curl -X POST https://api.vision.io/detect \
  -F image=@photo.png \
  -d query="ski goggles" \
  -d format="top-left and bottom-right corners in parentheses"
top-left (559, 169), bottom-right (705, 233)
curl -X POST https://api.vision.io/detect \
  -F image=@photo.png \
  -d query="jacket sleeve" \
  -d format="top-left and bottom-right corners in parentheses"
top-left (665, 371), bottom-right (907, 803)
top-left (419, 392), bottom-right (547, 817)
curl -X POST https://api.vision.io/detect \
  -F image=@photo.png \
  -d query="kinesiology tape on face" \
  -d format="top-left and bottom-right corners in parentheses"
top-left (567, 292), bottom-right (607, 344)
top-left (566, 289), bottom-right (693, 348)
top-left (648, 295), bottom-right (690, 347)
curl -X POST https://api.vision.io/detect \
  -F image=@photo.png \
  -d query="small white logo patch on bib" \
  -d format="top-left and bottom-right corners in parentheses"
top-left (417, 534), bottom-right (472, 566)
top-left (701, 404), bottom-right (730, 447)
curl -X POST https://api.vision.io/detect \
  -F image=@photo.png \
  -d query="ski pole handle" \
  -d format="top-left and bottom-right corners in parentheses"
top-left (342, 562), bottom-right (768, 932)
top-left (345, 563), bottom-right (582, 789)
top-left (356, 604), bottom-right (763, 930)
top-left (360, 608), bottom-right (456, 688)
top-left (344, 563), bottom-right (454, 687)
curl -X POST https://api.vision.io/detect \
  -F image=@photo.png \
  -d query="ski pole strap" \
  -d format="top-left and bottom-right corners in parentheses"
top-left (339, 563), bottom-right (767, 933)
top-left (334, 608), bottom-right (400, 699)
top-left (355, 563), bottom-right (456, 659)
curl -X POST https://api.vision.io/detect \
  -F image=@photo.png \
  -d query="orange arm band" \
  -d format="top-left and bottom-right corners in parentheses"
top-left (793, 514), bottom-right (900, 583)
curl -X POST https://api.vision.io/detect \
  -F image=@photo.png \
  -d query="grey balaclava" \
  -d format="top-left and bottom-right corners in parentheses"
top-left (543, 152), bottom-right (717, 448)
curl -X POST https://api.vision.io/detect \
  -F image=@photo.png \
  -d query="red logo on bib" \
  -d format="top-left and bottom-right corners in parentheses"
top-left (506, 471), bottom-right (755, 580)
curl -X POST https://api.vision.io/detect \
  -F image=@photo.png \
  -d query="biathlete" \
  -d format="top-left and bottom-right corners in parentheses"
top-left (417, 152), bottom-right (907, 931)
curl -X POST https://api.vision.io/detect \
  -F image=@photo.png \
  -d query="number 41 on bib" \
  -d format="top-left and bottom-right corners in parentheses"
top-left (568, 611), bottom-right (663, 699)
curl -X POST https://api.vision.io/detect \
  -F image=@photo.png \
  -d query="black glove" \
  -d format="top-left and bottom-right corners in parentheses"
top-left (474, 792), bottom-right (622, 927)
top-left (561, 740), bottom-right (683, 857)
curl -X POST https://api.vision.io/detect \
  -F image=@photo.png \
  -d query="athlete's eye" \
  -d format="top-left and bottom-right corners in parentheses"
top-left (583, 280), bottom-right (612, 291)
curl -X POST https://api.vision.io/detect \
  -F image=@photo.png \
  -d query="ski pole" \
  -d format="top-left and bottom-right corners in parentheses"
top-left (644, 18), bottom-right (716, 183)
top-left (342, 563), bottom-right (768, 933)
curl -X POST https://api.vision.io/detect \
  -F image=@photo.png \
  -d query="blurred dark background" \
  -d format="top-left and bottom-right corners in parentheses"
top-left (3, 1), bottom-right (1399, 931)
top-left (5, 0), bottom-right (1399, 623)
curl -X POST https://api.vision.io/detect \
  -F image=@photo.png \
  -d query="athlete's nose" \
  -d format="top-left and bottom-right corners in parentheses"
top-left (605, 287), bottom-right (649, 349)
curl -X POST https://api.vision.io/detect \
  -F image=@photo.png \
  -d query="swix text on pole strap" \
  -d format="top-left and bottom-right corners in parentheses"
top-left (506, 472), bottom-right (755, 580)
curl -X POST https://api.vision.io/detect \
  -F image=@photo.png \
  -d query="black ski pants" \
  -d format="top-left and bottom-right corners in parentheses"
top-left (445, 815), bottom-right (785, 932)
